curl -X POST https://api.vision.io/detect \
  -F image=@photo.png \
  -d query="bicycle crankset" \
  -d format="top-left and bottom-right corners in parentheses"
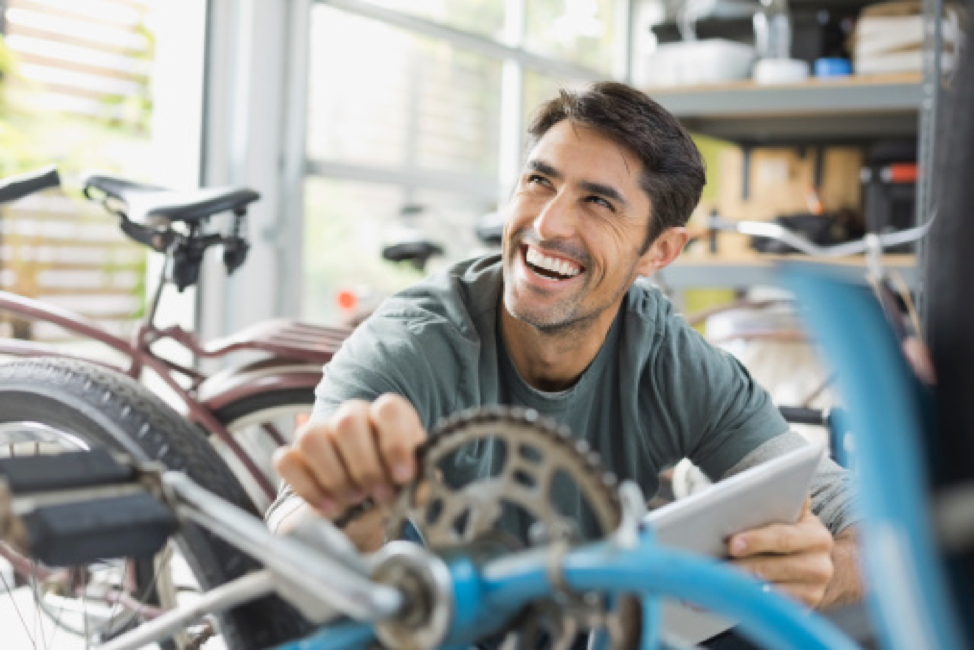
top-left (385, 406), bottom-right (638, 649)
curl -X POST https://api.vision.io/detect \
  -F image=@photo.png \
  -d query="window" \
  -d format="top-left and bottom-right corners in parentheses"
top-left (301, 0), bottom-right (629, 324)
top-left (366, 0), bottom-right (507, 40)
top-left (303, 177), bottom-right (496, 324)
top-left (525, 0), bottom-right (623, 74)
top-left (523, 68), bottom-right (579, 125)
top-left (308, 5), bottom-right (502, 177)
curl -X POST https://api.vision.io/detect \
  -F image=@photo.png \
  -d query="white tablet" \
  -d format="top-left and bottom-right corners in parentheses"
top-left (642, 442), bottom-right (826, 643)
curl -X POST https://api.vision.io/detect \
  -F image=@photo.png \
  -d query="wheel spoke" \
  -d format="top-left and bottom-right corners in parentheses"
top-left (217, 398), bottom-right (314, 514)
top-left (0, 358), bottom-right (298, 649)
top-left (31, 560), bottom-right (50, 649)
top-left (1, 563), bottom-right (37, 649)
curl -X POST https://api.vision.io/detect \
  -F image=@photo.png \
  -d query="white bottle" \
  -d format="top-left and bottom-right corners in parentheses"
top-left (753, 0), bottom-right (792, 59)
top-left (752, 0), bottom-right (810, 83)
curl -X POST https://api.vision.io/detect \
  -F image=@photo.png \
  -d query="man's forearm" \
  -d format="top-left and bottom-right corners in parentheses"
top-left (820, 527), bottom-right (864, 608)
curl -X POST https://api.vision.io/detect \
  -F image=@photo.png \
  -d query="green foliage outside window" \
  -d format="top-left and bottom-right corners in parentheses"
top-left (0, 19), bottom-right (155, 330)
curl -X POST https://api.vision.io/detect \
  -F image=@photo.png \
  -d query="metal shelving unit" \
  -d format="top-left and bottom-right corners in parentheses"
top-left (639, 68), bottom-right (936, 295)
top-left (637, 0), bottom-right (953, 304)
top-left (648, 73), bottom-right (923, 143)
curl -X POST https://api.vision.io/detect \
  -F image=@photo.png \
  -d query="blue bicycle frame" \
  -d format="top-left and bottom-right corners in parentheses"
top-left (282, 264), bottom-right (947, 650)
top-left (288, 538), bottom-right (857, 650)
top-left (787, 264), bottom-right (965, 650)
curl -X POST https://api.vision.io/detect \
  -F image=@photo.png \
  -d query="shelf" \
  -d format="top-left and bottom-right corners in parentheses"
top-left (658, 251), bottom-right (918, 290)
top-left (646, 73), bottom-right (923, 144)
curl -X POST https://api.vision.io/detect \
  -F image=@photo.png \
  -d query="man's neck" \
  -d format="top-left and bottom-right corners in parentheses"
top-left (500, 306), bottom-right (617, 393)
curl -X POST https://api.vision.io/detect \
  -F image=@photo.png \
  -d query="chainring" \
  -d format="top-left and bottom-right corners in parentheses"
top-left (385, 405), bottom-right (636, 648)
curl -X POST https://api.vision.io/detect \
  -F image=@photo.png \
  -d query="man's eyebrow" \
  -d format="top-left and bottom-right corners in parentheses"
top-left (526, 159), bottom-right (561, 179)
top-left (526, 159), bottom-right (629, 207)
top-left (579, 180), bottom-right (628, 208)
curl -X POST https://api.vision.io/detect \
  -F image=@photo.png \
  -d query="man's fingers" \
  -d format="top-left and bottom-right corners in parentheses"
top-left (329, 401), bottom-right (390, 501)
top-left (729, 506), bottom-right (830, 557)
top-left (277, 394), bottom-right (426, 528)
top-left (729, 522), bottom-right (804, 556)
top-left (295, 417), bottom-right (359, 502)
top-left (731, 551), bottom-right (834, 587)
top-left (273, 447), bottom-right (335, 516)
top-left (370, 393), bottom-right (426, 486)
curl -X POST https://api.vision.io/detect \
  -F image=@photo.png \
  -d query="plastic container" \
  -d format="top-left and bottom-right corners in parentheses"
top-left (814, 57), bottom-right (852, 77)
top-left (753, 57), bottom-right (810, 84)
top-left (637, 39), bottom-right (756, 87)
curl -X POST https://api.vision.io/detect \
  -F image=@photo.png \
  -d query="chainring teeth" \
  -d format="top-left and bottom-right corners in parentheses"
top-left (379, 406), bottom-right (640, 648)
top-left (387, 406), bottom-right (622, 547)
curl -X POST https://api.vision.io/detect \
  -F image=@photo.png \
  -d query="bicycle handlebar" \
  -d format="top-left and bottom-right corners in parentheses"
top-left (0, 166), bottom-right (61, 205)
top-left (707, 215), bottom-right (934, 258)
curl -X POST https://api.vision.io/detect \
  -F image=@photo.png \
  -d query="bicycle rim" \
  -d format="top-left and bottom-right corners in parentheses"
top-left (0, 358), bottom-right (310, 650)
top-left (213, 388), bottom-right (314, 513)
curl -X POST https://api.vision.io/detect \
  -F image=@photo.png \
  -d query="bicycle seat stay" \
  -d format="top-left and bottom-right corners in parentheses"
top-left (84, 173), bottom-right (260, 224)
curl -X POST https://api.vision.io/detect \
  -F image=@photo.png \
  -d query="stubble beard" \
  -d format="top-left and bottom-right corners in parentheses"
top-left (502, 282), bottom-right (592, 335)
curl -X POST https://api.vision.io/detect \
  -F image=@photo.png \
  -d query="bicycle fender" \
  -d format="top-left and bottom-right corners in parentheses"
top-left (197, 361), bottom-right (322, 412)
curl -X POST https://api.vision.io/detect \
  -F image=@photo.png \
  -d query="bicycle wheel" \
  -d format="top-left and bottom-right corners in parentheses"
top-left (212, 388), bottom-right (315, 513)
top-left (0, 357), bottom-right (308, 649)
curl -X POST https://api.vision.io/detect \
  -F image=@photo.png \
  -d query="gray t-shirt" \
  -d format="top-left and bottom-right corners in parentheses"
top-left (268, 254), bottom-right (856, 538)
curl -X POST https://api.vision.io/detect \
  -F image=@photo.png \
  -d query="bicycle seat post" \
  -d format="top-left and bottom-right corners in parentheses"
top-left (144, 253), bottom-right (172, 330)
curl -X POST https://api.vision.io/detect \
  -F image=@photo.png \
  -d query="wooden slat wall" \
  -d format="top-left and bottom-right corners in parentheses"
top-left (4, 0), bottom-right (152, 120)
top-left (1, 0), bottom-right (152, 342)
top-left (0, 192), bottom-right (146, 341)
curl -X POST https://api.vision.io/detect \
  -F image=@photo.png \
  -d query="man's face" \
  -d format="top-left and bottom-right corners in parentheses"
top-left (502, 120), bottom-right (657, 333)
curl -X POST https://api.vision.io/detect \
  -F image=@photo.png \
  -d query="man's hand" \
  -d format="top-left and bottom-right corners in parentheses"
top-left (273, 394), bottom-right (426, 551)
top-left (727, 498), bottom-right (835, 608)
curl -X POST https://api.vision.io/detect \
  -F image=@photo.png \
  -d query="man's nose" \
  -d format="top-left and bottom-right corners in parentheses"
top-left (533, 192), bottom-right (577, 240)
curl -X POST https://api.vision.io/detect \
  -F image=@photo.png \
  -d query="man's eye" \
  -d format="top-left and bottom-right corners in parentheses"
top-left (587, 196), bottom-right (612, 210)
top-left (527, 174), bottom-right (548, 185)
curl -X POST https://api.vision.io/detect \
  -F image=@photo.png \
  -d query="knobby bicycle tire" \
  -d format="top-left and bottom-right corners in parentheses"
top-left (0, 357), bottom-right (310, 649)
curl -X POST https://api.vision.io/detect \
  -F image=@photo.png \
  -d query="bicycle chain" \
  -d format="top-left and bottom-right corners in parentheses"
top-left (384, 405), bottom-right (635, 648)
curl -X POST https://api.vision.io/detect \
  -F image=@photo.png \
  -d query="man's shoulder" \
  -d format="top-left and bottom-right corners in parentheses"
top-left (373, 254), bottom-right (502, 337)
top-left (623, 279), bottom-right (682, 337)
top-left (622, 280), bottom-right (725, 370)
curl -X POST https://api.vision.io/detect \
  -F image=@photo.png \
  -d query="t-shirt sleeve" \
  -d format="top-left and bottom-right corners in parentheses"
top-left (722, 431), bottom-right (860, 535)
top-left (654, 317), bottom-right (790, 480)
top-left (312, 304), bottom-right (468, 425)
top-left (266, 302), bottom-right (467, 531)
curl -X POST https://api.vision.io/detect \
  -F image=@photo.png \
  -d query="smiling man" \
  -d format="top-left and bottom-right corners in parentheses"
top-left (270, 82), bottom-right (863, 630)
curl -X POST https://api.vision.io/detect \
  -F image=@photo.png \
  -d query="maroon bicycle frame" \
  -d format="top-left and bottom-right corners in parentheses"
top-left (0, 288), bottom-right (350, 500)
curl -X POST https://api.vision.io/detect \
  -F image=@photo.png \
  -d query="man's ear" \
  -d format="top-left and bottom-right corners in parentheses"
top-left (636, 227), bottom-right (690, 276)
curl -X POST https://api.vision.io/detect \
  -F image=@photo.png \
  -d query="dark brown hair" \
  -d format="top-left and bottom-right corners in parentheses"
top-left (526, 81), bottom-right (706, 252)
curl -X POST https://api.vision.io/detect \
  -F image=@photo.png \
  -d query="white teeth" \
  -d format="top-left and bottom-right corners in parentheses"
top-left (525, 247), bottom-right (580, 278)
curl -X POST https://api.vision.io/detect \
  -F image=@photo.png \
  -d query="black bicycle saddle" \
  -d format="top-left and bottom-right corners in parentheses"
top-left (83, 173), bottom-right (260, 224)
